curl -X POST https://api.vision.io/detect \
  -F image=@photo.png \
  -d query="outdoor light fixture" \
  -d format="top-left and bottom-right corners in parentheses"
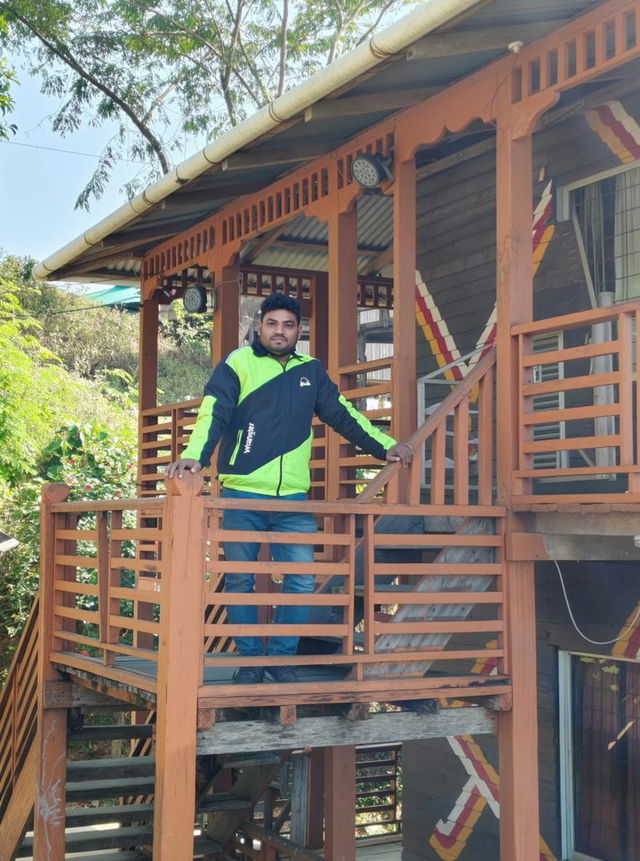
top-left (182, 284), bottom-right (208, 314)
top-left (351, 152), bottom-right (394, 189)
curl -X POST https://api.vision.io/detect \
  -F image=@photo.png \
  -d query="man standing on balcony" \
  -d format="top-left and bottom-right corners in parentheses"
top-left (167, 292), bottom-right (412, 683)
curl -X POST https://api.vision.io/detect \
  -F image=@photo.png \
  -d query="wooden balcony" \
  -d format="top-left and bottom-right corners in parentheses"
top-left (40, 484), bottom-right (509, 719)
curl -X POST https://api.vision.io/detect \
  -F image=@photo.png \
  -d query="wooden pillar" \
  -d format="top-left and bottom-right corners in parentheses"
top-left (212, 256), bottom-right (240, 365)
top-left (138, 290), bottom-right (160, 416)
top-left (323, 746), bottom-right (356, 861)
top-left (310, 272), bottom-right (329, 367)
top-left (33, 483), bottom-right (70, 861)
top-left (307, 748), bottom-right (325, 849)
top-left (326, 206), bottom-right (358, 500)
top-left (495, 120), bottom-right (540, 861)
top-left (392, 157), bottom-right (417, 446)
top-left (152, 472), bottom-right (205, 860)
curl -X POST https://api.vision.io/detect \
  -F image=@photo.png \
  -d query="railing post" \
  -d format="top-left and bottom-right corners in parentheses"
top-left (33, 483), bottom-right (70, 861)
top-left (392, 154), bottom-right (417, 503)
top-left (152, 471), bottom-right (205, 860)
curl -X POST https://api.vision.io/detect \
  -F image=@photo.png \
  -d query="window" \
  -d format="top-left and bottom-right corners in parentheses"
top-left (570, 164), bottom-right (640, 303)
top-left (559, 653), bottom-right (640, 861)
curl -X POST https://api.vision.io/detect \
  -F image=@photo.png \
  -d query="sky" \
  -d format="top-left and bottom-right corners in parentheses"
top-left (0, 66), bottom-right (172, 280)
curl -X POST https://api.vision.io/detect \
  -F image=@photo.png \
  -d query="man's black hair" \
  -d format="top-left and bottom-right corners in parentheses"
top-left (260, 292), bottom-right (301, 323)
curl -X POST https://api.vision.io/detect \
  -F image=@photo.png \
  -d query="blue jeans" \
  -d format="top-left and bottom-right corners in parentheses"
top-left (222, 488), bottom-right (317, 658)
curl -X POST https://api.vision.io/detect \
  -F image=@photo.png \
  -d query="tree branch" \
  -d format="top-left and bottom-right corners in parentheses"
top-left (4, 4), bottom-right (170, 174)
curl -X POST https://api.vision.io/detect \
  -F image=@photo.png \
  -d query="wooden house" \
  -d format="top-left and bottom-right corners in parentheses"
top-left (2, 0), bottom-right (640, 858)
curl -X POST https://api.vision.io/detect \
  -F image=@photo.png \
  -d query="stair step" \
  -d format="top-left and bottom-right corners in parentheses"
top-left (69, 724), bottom-right (154, 742)
top-left (197, 791), bottom-right (253, 813)
top-left (67, 756), bottom-right (155, 781)
top-left (65, 803), bottom-right (155, 827)
top-left (220, 752), bottom-right (281, 769)
top-left (66, 775), bottom-right (156, 802)
top-left (17, 825), bottom-right (154, 856)
top-left (62, 853), bottom-right (151, 861)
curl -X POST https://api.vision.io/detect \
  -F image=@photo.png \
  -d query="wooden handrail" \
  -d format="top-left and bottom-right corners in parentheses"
top-left (0, 596), bottom-right (39, 819)
top-left (358, 348), bottom-right (496, 503)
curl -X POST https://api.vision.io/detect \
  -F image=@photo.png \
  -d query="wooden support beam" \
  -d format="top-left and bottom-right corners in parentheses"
top-left (324, 746), bottom-right (356, 861)
top-left (152, 472), bottom-right (205, 860)
top-left (326, 204), bottom-right (358, 500)
top-left (211, 257), bottom-right (241, 365)
top-left (223, 142), bottom-right (331, 170)
top-left (242, 822), bottom-right (323, 861)
top-left (304, 88), bottom-right (440, 122)
top-left (392, 155), bottom-right (417, 501)
top-left (34, 483), bottom-right (71, 861)
top-left (291, 752), bottom-right (310, 846)
top-left (406, 22), bottom-right (568, 60)
top-left (242, 223), bottom-right (290, 263)
top-left (196, 708), bottom-right (495, 754)
top-left (307, 749), bottom-right (325, 849)
top-left (495, 108), bottom-right (540, 861)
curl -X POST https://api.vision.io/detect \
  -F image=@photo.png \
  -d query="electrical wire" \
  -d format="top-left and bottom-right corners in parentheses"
top-left (0, 139), bottom-right (144, 163)
top-left (554, 559), bottom-right (640, 645)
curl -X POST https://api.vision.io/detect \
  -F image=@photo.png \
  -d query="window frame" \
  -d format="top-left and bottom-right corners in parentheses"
top-left (556, 160), bottom-right (640, 308)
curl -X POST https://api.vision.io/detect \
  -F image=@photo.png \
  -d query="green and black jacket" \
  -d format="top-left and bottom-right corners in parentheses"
top-left (182, 338), bottom-right (396, 496)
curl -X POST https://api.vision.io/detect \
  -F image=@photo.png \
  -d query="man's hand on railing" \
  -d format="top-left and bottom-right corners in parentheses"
top-left (385, 442), bottom-right (413, 467)
top-left (166, 458), bottom-right (203, 479)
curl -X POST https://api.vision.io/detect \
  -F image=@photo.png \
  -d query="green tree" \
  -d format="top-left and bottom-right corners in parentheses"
top-left (0, 14), bottom-right (16, 139)
top-left (1, 0), bottom-right (413, 207)
top-left (0, 260), bottom-right (138, 678)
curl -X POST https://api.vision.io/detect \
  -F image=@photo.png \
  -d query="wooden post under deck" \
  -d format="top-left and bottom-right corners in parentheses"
top-left (324, 745), bottom-right (356, 861)
top-left (495, 117), bottom-right (540, 861)
top-left (392, 155), bottom-right (417, 501)
top-left (33, 483), bottom-right (70, 861)
top-left (152, 472), bottom-right (205, 859)
top-left (326, 205), bottom-right (359, 500)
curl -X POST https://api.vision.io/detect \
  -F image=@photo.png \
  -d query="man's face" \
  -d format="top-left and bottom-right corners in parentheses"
top-left (258, 308), bottom-right (302, 357)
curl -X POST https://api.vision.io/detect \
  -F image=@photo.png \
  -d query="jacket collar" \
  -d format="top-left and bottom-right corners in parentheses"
top-left (251, 336), bottom-right (300, 360)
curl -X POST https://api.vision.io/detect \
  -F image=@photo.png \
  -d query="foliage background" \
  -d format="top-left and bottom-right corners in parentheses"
top-left (0, 253), bottom-right (211, 679)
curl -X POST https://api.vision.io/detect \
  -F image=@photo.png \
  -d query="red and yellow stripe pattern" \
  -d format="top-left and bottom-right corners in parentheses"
top-left (417, 180), bottom-right (556, 377)
top-left (586, 100), bottom-right (640, 163)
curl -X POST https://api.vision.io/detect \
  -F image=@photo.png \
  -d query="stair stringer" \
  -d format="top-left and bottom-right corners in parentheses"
top-left (203, 753), bottom-right (287, 854)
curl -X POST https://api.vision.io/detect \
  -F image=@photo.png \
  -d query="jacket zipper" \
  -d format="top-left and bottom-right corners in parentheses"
top-left (274, 355), bottom-right (293, 496)
top-left (228, 428), bottom-right (243, 466)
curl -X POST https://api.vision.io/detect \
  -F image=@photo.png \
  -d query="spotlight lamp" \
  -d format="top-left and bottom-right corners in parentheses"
top-left (351, 152), bottom-right (394, 189)
top-left (183, 284), bottom-right (208, 314)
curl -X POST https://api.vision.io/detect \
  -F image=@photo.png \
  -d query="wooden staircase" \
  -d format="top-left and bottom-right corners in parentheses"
top-left (6, 702), bottom-right (287, 860)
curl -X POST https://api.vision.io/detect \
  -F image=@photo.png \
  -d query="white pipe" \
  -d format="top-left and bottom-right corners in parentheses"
top-left (34, 0), bottom-right (485, 280)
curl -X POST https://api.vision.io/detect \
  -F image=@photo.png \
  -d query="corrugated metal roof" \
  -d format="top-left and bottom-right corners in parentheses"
top-left (40, 0), bottom-right (608, 284)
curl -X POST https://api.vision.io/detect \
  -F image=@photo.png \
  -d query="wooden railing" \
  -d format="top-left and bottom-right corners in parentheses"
top-left (512, 300), bottom-right (640, 504)
top-left (44, 495), bottom-right (165, 696)
top-left (360, 349), bottom-right (496, 505)
top-left (0, 597), bottom-right (39, 820)
top-left (140, 355), bottom-right (394, 500)
top-left (39, 482), bottom-right (507, 711)
top-left (43, 349), bottom-right (507, 710)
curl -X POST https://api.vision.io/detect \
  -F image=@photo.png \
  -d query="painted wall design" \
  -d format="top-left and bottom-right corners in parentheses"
top-left (585, 100), bottom-right (640, 163)
top-left (414, 181), bottom-right (555, 381)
